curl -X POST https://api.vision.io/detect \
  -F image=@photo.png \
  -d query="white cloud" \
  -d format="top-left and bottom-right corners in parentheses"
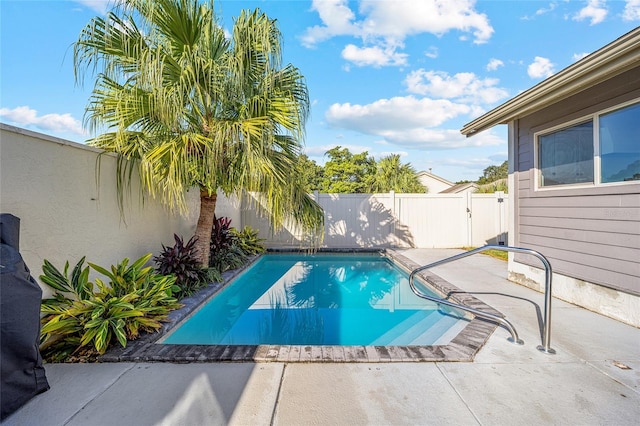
top-left (324, 95), bottom-right (503, 150)
top-left (356, 0), bottom-right (494, 44)
top-left (572, 52), bottom-right (590, 61)
top-left (0, 106), bottom-right (85, 135)
top-left (486, 58), bottom-right (504, 71)
top-left (301, 0), bottom-right (360, 47)
top-left (623, 0), bottom-right (640, 21)
top-left (73, 0), bottom-right (112, 14)
top-left (341, 44), bottom-right (408, 67)
top-left (522, 2), bottom-right (558, 20)
top-left (424, 46), bottom-right (439, 59)
top-left (404, 70), bottom-right (509, 104)
top-left (381, 128), bottom-right (503, 149)
top-left (326, 96), bottom-right (470, 131)
top-left (573, 0), bottom-right (608, 25)
top-left (302, 0), bottom-right (494, 67)
top-left (537, 2), bottom-right (558, 16)
top-left (527, 56), bottom-right (555, 79)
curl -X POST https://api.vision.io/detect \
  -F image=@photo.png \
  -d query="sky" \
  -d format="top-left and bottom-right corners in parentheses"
top-left (1, 1), bottom-right (639, 183)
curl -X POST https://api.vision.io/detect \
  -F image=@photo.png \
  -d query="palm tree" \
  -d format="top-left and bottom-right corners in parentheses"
top-left (74, 0), bottom-right (323, 266)
top-left (368, 154), bottom-right (426, 193)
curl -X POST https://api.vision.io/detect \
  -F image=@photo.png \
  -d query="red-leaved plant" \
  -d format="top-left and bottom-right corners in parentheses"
top-left (154, 234), bottom-right (208, 298)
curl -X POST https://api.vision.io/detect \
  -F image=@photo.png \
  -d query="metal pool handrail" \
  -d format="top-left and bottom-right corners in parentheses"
top-left (408, 245), bottom-right (556, 354)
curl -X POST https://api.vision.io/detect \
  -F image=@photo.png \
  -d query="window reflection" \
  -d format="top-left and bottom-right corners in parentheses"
top-left (600, 102), bottom-right (640, 183)
top-left (538, 121), bottom-right (594, 187)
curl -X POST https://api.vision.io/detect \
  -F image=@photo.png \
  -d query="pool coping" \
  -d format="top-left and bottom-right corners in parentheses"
top-left (99, 249), bottom-right (501, 363)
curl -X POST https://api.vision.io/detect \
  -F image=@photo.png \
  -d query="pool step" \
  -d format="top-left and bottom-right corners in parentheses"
top-left (408, 315), bottom-right (469, 345)
top-left (370, 310), bottom-right (442, 345)
top-left (370, 310), bottom-right (470, 346)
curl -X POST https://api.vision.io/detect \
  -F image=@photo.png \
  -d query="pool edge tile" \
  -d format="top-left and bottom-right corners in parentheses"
top-left (287, 345), bottom-right (301, 362)
top-left (364, 346), bottom-right (380, 362)
top-left (276, 346), bottom-right (291, 362)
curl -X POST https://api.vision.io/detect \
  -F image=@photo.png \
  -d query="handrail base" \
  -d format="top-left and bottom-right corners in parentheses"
top-left (537, 345), bottom-right (556, 354)
top-left (508, 337), bottom-right (525, 345)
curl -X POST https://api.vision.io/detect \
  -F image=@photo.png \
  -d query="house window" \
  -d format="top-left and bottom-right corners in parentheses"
top-left (538, 121), bottom-right (594, 187)
top-left (599, 102), bottom-right (640, 183)
top-left (537, 100), bottom-right (640, 188)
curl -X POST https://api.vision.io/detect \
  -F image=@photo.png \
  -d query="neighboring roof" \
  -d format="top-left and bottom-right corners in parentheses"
top-left (461, 27), bottom-right (640, 137)
top-left (416, 171), bottom-right (454, 186)
top-left (439, 182), bottom-right (478, 193)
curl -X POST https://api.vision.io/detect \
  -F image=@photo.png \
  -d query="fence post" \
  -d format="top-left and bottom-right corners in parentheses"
top-left (466, 192), bottom-right (473, 247)
top-left (390, 190), bottom-right (396, 244)
top-left (496, 191), bottom-right (506, 245)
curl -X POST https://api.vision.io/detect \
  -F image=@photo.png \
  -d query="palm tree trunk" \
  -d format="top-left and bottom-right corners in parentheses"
top-left (194, 190), bottom-right (217, 268)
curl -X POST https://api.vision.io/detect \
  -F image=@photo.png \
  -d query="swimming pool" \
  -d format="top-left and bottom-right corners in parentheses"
top-left (162, 253), bottom-right (470, 346)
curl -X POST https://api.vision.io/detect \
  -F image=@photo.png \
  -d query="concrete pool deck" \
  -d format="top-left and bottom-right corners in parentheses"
top-left (4, 249), bottom-right (640, 425)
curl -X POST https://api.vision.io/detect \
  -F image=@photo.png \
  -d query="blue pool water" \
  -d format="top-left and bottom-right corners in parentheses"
top-left (162, 253), bottom-right (469, 346)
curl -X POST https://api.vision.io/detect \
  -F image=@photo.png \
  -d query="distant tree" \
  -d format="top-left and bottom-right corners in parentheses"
top-left (296, 154), bottom-right (324, 193)
top-left (477, 161), bottom-right (508, 185)
top-left (321, 146), bottom-right (376, 193)
top-left (367, 154), bottom-right (426, 193)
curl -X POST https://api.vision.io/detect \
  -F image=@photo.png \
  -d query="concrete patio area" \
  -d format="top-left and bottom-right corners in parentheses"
top-left (4, 249), bottom-right (639, 425)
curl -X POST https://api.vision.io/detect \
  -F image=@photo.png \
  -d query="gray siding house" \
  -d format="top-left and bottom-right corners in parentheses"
top-left (462, 28), bottom-right (640, 327)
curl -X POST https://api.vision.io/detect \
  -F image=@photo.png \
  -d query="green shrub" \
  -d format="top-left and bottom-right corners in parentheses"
top-left (204, 267), bottom-right (223, 283)
top-left (154, 234), bottom-right (209, 298)
top-left (209, 242), bottom-right (247, 272)
top-left (40, 254), bottom-right (181, 361)
top-left (209, 219), bottom-right (264, 275)
top-left (231, 226), bottom-right (266, 256)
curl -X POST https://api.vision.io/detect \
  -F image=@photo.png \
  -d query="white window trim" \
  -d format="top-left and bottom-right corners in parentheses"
top-left (534, 98), bottom-right (640, 191)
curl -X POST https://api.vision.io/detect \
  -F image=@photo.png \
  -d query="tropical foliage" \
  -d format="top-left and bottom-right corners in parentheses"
top-left (208, 217), bottom-right (266, 272)
top-left (154, 234), bottom-right (209, 298)
top-left (209, 217), bottom-right (240, 272)
top-left (40, 255), bottom-right (181, 361)
top-left (368, 154), bottom-right (426, 193)
top-left (320, 146), bottom-right (377, 193)
top-left (295, 154), bottom-right (324, 193)
top-left (474, 161), bottom-right (508, 193)
top-left (477, 161), bottom-right (508, 185)
top-left (298, 147), bottom-right (426, 193)
top-left (209, 216), bottom-right (234, 259)
top-left (230, 226), bottom-right (267, 256)
top-left (476, 179), bottom-right (508, 193)
top-left (74, 0), bottom-right (323, 267)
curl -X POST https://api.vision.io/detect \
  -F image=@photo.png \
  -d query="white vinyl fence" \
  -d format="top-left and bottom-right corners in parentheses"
top-left (239, 191), bottom-right (508, 249)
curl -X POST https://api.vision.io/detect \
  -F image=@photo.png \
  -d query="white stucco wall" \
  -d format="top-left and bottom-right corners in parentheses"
top-left (0, 124), bottom-right (200, 297)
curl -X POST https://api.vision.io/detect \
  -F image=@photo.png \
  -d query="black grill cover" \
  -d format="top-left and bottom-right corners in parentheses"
top-left (1, 214), bottom-right (49, 420)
